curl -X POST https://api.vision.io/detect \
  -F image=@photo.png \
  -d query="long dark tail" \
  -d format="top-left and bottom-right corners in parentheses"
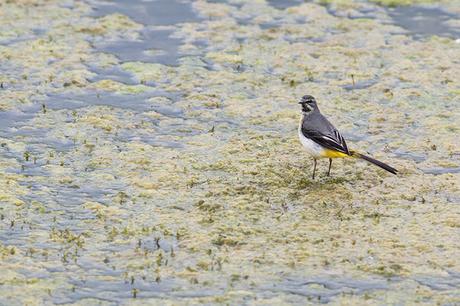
top-left (351, 151), bottom-right (398, 175)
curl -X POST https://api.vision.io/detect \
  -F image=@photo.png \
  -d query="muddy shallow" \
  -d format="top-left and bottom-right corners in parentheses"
top-left (0, 0), bottom-right (459, 304)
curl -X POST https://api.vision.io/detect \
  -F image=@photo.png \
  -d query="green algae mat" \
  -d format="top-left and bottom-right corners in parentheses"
top-left (0, 0), bottom-right (459, 304)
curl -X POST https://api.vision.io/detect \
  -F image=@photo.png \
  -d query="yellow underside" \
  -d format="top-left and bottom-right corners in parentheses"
top-left (322, 149), bottom-right (350, 158)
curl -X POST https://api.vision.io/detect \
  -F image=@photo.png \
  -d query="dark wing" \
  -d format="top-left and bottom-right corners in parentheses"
top-left (301, 115), bottom-right (350, 155)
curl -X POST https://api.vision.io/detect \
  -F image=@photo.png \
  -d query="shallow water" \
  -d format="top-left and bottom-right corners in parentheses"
top-left (89, 0), bottom-right (202, 65)
top-left (388, 5), bottom-right (460, 39)
top-left (1, 0), bottom-right (459, 304)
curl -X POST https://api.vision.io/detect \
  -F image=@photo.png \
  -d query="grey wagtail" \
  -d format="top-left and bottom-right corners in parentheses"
top-left (298, 95), bottom-right (397, 179)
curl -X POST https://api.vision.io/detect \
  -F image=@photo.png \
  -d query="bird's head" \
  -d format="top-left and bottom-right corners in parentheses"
top-left (299, 95), bottom-right (317, 112)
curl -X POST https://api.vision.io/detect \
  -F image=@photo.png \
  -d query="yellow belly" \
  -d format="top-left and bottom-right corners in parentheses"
top-left (322, 149), bottom-right (349, 158)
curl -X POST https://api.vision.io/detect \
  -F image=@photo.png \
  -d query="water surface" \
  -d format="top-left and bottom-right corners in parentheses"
top-left (1, 0), bottom-right (459, 304)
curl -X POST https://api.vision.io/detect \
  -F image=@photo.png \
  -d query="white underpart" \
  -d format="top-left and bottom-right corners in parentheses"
top-left (298, 127), bottom-right (326, 158)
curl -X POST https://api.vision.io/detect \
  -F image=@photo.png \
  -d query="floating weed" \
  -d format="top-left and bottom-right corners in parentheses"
top-left (212, 234), bottom-right (241, 247)
top-left (154, 237), bottom-right (161, 249)
top-left (156, 251), bottom-right (164, 266)
top-left (325, 176), bottom-right (349, 184)
top-left (295, 176), bottom-right (314, 189)
top-left (49, 228), bottom-right (86, 248)
top-left (358, 263), bottom-right (407, 277)
top-left (115, 191), bottom-right (129, 205)
top-left (1, 0), bottom-right (459, 303)
top-left (23, 151), bottom-right (30, 162)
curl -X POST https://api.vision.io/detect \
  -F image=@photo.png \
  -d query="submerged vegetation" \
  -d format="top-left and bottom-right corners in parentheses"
top-left (0, 0), bottom-right (459, 304)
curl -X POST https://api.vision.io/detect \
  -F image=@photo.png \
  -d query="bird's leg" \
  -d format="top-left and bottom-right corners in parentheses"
top-left (312, 158), bottom-right (317, 180)
top-left (327, 158), bottom-right (332, 177)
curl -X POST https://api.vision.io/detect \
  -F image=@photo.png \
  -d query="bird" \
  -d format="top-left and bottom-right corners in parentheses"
top-left (298, 95), bottom-right (397, 179)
